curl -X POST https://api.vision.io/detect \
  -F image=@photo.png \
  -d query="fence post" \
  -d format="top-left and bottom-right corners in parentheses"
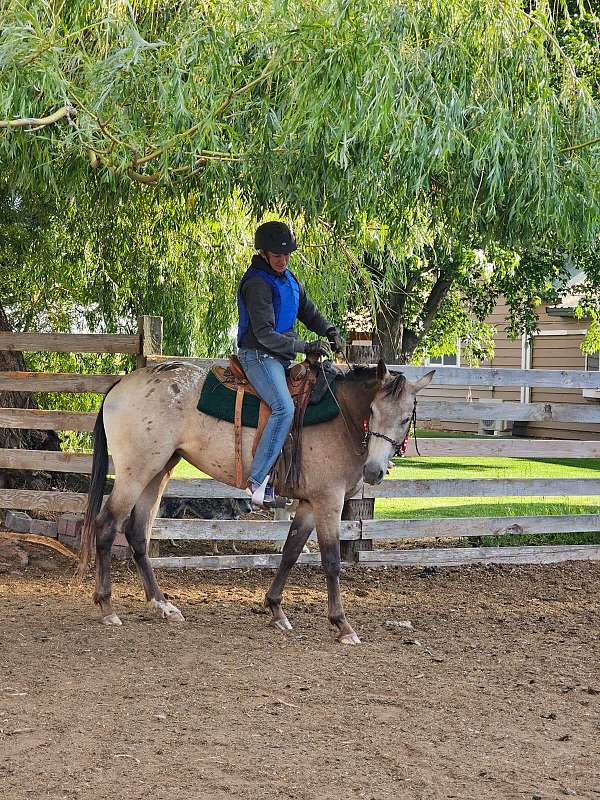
top-left (136, 316), bottom-right (163, 369)
top-left (137, 316), bottom-right (163, 555)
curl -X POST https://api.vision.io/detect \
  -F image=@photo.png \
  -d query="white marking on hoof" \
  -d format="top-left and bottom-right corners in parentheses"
top-left (271, 616), bottom-right (293, 633)
top-left (102, 613), bottom-right (122, 626)
top-left (150, 598), bottom-right (185, 623)
top-left (338, 632), bottom-right (361, 645)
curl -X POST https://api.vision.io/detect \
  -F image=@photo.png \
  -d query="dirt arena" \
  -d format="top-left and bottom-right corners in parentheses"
top-left (1, 543), bottom-right (599, 800)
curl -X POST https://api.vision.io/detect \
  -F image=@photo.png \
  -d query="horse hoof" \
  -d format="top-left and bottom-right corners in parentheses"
top-left (165, 609), bottom-right (185, 623)
top-left (271, 617), bottom-right (293, 633)
top-left (150, 599), bottom-right (185, 623)
top-left (102, 613), bottom-right (122, 626)
top-left (338, 632), bottom-right (361, 645)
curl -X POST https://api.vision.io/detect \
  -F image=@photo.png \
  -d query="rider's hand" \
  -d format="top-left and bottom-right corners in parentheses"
top-left (304, 340), bottom-right (330, 358)
top-left (327, 329), bottom-right (346, 354)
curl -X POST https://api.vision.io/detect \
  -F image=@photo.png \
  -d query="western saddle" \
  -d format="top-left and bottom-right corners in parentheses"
top-left (211, 354), bottom-right (319, 489)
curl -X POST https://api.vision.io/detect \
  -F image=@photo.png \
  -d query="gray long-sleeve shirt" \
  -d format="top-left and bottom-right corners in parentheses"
top-left (237, 256), bottom-right (336, 361)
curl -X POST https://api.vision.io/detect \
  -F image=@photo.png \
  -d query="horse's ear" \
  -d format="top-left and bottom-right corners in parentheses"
top-left (376, 358), bottom-right (388, 381)
top-left (412, 369), bottom-right (436, 393)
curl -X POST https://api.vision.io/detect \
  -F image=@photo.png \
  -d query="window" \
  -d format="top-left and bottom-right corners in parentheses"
top-left (586, 352), bottom-right (599, 371)
top-left (429, 353), bottom-right (457, 366)
top-left (427, 341), bottom-right (461, 367)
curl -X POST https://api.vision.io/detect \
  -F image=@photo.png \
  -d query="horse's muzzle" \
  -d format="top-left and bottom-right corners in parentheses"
top-left (363, 462), bottom-right (385, 485)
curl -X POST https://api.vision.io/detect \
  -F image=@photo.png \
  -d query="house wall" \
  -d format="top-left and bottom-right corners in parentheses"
top-left (419, 298), bottom-right (600, 440)
top-left (421, 296), bottom-right (520, 434)
top-left (525, 305), bottom-right (600, 440)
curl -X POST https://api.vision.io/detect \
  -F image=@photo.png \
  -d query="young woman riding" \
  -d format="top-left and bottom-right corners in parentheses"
top-left (237, 221), bottom-right (344, 509)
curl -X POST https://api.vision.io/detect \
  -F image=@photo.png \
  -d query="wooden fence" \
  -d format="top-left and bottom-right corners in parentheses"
top-left (1, 324), bottom-right (600, 570)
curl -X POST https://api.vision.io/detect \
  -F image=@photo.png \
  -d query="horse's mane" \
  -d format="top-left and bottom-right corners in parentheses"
top-left (338, 364), bottom-right (407, 396)
top-left (338, 364), bottom-right (378, 381)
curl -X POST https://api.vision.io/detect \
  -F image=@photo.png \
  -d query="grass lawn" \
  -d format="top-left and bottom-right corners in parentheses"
top-left (172, 433), bottom-right (600, 545)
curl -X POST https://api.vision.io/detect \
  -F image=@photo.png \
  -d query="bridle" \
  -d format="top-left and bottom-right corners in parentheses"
top-left (317, 356), bottom-right (421, 459)
top-left (362, 397), bottom-right (420, 457)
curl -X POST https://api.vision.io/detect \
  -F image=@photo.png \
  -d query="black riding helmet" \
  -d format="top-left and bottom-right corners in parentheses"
top-left (254, 221), bottom-right (297, 255)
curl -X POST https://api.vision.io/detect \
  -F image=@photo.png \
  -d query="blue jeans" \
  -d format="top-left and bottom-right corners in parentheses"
top-left (237, 349), bottom-right (295, 485)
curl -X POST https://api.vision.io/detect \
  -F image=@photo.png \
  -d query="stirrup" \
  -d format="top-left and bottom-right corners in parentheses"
top-left (246, 476), bottom-right (293, 510)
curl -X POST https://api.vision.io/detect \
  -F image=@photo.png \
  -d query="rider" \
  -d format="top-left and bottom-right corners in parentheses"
top-left (237, 221), bottom-right (345, 509)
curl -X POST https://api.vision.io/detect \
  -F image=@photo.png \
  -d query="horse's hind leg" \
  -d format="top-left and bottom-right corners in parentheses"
top-left (265, 501), bottom-right (314, 633)
top-left (94, 481), bottom-right (147, 625)
top-left (313, 495), bottom-right (361, 645)
top-left (124, 456), bottom-right (185, 623)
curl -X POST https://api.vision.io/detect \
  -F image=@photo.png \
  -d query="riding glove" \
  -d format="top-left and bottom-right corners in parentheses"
top-left (327, 328), bottom-right (346, 353)
top-left (304, 340), bottom-right (330, 357)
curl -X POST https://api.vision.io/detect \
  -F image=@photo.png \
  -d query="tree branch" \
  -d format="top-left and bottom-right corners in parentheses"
top-left (401, 272), bottom-right (454, 357)
top-left (0, 105), bottom-right (75, 130)
top-left (133, 56), bottom-right (283, 168)
top-left (560, 135), bottom-right (600, 154)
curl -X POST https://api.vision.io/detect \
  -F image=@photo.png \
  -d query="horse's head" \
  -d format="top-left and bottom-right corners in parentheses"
top-left (362, 360), bottom-right (435, 484)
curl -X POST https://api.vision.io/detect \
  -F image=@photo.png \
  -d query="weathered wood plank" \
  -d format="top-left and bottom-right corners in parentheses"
top-left (362, 514), bottom-right (600, 540)
top-left (0, 372), bottom-right (121, 393)
top-left (4, 475), bottom-right (599, 508)
top-left (139, 316), bottom-right (163, 357)
top-left (151, 518), bottom-right (360, 540)
top-left (0, 489), bottom-right (87, 512)
top-left (164, 479), bottom-right (248, 499)
top-left (0, 332), bottom-right (140, 354)
top-left (149, 552), bottom-right (351, 570)
top-left (403, 438), bottom-right (600, 458)
top-left (147, 359), bottom-right (600, 390)
top-left (364, 478), bottom-right (600, 498)
top-left (418, 400), bottom-right (600, 424)
top-left (357, 544), bottom-right (600, 567)
top-left (137, 315), bottom-right (163, 368)
top-left (2, 439), bottom-right (597, 475)
top-left (1, 400), bottom-right (598, 433)
top-left (0, 409), bottom-right (96, 431)
top-left (0, 448), bottom-right (115, 473)
top-left (389, 366), bottom-right (600, 390)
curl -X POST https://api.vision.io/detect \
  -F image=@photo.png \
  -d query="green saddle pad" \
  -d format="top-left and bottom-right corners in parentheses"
top-left (197, 370), bottom-right (339, 428)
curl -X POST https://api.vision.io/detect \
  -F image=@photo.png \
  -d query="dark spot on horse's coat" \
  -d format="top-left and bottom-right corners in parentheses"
top-left (145, 388), bottom-right (155, 397)
top-left (170, 383), bottom-right (180, 394)
top-left (152, 361), bottom-right (185, 373)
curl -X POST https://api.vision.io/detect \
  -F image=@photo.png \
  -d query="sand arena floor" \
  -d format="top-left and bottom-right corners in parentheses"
top-left (1, 544), bottom-right (599, 800)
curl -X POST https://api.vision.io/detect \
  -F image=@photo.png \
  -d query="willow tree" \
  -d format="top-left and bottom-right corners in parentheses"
top-left (1, 0), bottom-right (599, 361)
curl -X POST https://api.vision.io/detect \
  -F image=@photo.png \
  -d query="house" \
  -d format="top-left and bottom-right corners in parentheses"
top-left (419, 296), bottom-right (600, 439)
top-left (347, 298), bottom-right (600, 440)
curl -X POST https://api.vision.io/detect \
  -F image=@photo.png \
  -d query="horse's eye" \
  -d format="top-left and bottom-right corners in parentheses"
top-left (401, 417), bottom-right (410, 425)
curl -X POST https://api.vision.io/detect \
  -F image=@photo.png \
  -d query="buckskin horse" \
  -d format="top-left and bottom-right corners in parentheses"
top-left (77, 359), bottom-right (434, 644)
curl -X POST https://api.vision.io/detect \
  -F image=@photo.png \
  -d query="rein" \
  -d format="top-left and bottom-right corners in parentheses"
top-left (318, 359), bottom-right (366, 456)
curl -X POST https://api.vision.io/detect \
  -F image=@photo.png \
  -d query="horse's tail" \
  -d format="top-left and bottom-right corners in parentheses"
top-left (75, 395), bottom-right (110, 580)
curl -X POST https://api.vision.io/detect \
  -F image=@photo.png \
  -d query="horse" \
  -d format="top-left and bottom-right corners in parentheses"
top-left (77, 358), bottom-right (435, 644)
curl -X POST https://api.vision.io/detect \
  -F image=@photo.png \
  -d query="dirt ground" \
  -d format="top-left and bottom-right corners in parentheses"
top-left (1, 542), bottom-right (599, 800)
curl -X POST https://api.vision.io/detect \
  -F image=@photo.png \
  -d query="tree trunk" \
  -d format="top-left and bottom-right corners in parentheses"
top-left (373, 272), bottom-right (455, 365)
top-left (0, 304), bottom-right (61, 490)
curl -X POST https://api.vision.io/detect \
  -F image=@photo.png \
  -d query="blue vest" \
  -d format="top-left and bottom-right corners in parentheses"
top-left (237, 266), bottom-right (300, 347)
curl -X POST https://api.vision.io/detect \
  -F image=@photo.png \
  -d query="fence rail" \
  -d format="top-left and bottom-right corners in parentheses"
top-left (0, 371), bottom-right (121, 393)
top-left (0, 332), bottom-right (140, 354)
top-left (2, 333), bottom-right (600, 570)
top-left (2, 399), bottom-right (600, 433)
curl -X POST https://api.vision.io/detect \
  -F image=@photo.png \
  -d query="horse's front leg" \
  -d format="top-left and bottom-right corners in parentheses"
top-left (265, 501), bottom-right (314, 632)
top-left (313, 496), bottom-right (361, 645)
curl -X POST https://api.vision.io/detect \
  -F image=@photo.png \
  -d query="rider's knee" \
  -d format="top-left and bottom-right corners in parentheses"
top-left (272, 394), bottom-right (294, 421)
